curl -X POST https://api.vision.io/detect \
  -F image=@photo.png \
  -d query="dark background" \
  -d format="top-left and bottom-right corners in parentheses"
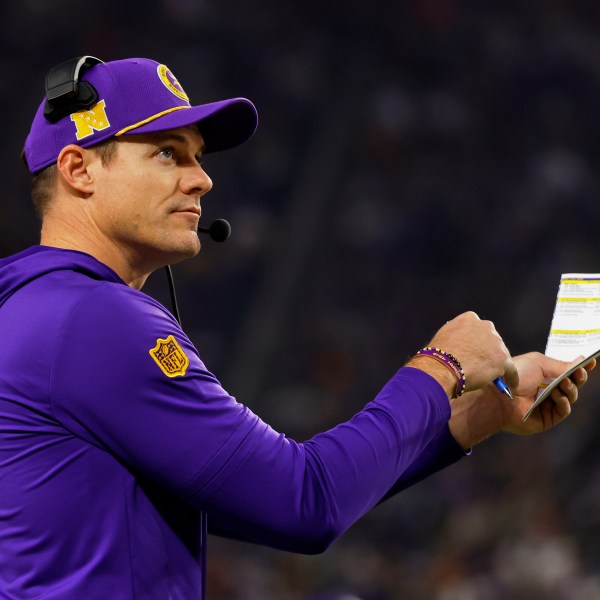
top-left (3, 1), bottom-right (600, 598)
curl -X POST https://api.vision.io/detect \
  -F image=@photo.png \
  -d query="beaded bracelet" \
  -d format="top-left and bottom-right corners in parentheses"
top-left (416, 346), bottom-right (467, 397)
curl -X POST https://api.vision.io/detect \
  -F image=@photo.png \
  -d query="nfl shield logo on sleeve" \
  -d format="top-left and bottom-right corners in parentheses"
top-left (149, 335), bottom-right (190, 377)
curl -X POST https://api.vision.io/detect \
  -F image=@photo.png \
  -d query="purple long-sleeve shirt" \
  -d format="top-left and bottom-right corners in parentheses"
top-left (0, 246), bottom-right (465, 599)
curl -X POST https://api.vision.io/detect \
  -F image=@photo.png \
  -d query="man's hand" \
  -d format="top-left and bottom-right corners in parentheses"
top-left (407, 311), bottom-right (517, 398)
top-left (501, 352), bottom-right (594, 435)
top-left (448, 352), bottom-right (595, 449)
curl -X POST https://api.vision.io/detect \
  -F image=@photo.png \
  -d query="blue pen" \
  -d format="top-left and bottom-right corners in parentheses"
top-left (494, 377), bottom-right (513, 399)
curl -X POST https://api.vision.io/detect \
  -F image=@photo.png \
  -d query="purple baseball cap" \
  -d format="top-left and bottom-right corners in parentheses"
top-left (23, 57), bottom-right (258, 174)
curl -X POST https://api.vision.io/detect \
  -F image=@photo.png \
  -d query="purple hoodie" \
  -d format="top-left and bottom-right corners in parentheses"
top-left (0, 246), bottom-right (464, 599)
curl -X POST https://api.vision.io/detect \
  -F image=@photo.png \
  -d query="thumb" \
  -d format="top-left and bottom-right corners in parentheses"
top-left (538, 354), bottom-right (584, 379)
top-left (503, 359), bottom-right (519, 389)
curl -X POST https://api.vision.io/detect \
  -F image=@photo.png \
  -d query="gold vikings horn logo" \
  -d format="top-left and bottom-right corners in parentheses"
top-left (149, 335), bottom-right (189, 377)
top-left (157, 64), bottom-right (190, 102)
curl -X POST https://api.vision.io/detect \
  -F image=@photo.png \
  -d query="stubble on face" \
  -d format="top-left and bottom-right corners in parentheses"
top-left (89, 127), bottom-right (210, 274)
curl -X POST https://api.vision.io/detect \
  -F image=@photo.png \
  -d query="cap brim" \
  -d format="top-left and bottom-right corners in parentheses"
top-left (122, 98), bottom-right (258, 153)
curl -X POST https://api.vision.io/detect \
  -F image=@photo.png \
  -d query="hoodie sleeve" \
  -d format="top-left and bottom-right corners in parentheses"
top-left (50, 282), bottom-right (452, 553)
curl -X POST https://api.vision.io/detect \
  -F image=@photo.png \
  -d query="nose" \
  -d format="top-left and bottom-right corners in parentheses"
top-left (180, 163), bottom-right (213, 197)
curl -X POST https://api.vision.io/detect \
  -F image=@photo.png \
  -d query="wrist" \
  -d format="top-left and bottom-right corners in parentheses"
top-left (407, 347), bottom-right (467, 399)
top-left (449, 387), bottom-right (504, 449)
top-left (406, 354), bottom-right (459, 399)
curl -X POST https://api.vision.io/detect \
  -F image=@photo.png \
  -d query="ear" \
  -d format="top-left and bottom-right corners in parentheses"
top-left (56, 144), bottom-right (97, 194)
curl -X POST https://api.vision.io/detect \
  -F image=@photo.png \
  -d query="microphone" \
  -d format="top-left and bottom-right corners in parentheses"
top-left (198, 219), bottom-right (231, 242)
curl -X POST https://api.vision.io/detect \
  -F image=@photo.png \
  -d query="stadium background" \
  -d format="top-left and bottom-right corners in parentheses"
top-left (2, 1), bottom-right (600, 598)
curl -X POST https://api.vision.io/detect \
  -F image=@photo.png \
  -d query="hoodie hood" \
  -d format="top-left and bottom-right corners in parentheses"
top-left (0, 246), bottom-right (124, 308)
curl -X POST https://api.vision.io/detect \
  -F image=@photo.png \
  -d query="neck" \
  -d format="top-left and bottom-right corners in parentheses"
top-left (40, 219), bottom-right (151, 290)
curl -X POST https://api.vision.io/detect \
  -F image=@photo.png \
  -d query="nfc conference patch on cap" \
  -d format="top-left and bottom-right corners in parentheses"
top-left (70, 99), bottom-right (111, 140)
top-left (157, 65), bottom-right (189, 102)
top-left (149, 335), bottom-right (189, 377)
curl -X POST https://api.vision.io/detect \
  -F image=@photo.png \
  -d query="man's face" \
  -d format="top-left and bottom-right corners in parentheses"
top-left (87, 125), bottom-right (213, 272)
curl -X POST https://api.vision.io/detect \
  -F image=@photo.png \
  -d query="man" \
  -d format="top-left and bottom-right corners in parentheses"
top-left (0, 56), bottom-right (591, 599)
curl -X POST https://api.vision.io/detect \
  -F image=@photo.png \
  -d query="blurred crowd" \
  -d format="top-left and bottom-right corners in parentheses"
top-left (2, 1), bottom-right (600, 598)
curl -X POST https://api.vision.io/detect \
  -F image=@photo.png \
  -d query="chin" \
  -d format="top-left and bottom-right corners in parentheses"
top-left (167, 237), bottom-right (201, 263)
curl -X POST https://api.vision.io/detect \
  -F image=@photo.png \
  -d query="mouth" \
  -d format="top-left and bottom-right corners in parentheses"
top-left (174, 206), bottom-right (201, 217)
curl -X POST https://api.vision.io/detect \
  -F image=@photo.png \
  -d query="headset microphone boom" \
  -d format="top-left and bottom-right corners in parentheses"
top-left (166, 218), bottom-right (231, 325)
top-left (198, 218), bottom-right (231, 242)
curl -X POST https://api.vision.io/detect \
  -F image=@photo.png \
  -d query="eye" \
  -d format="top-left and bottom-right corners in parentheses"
top-left (156, 147), bottom-right (175, 161)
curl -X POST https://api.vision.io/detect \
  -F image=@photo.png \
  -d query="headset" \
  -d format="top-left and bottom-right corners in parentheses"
top-left (44, 56), bottom-right (104, 123)
top-left (42, 55), bottom-right (231, 326)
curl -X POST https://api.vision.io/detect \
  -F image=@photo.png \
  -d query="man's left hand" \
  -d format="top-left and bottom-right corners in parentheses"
top-left (501, 352), bottom-right (593, 435)
top-left (448, 352), bottom-right (595, 449)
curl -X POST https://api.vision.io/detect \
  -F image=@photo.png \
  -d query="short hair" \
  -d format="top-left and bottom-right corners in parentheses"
top-left (28, 138), bottom-right (119, 220)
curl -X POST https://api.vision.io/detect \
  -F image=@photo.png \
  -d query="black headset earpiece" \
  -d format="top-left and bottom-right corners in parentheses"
top-left (40, 54), bottom-right (229, 326)
top-left (43, 56), bottom-right (104, 123)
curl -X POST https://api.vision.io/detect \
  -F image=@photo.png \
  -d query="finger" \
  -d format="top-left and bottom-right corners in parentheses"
top-left (548, 387), bottom-right (572, 419)
top-left (503, 358), bottom-right (519, 389)
top-left (534, 354), bottom-right (581, 380)
top-left (570, 367), bottom-right (588, 388)
top-left (558, 375), bottom-right (578, 404)
top-left (550, 394), bottom-right (572, 420)
top-left (462, 310), bottom-right (480, 321)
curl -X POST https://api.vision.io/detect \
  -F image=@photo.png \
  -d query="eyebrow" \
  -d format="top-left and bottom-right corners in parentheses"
top-left (148, 131), bottom-right (206, 157)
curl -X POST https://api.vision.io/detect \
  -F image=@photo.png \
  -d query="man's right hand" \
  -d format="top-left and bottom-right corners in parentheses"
top-left (406, 311), bottom-right (517, 397)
